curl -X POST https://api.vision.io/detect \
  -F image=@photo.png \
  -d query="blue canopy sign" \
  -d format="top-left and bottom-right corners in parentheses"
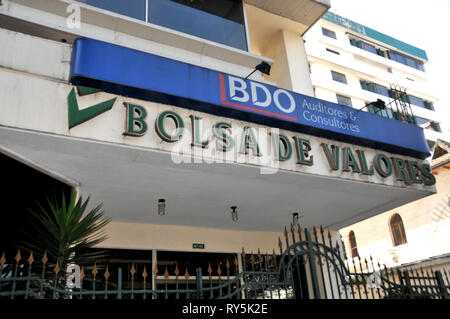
top-left (69, 38), bottom-right (430, 159)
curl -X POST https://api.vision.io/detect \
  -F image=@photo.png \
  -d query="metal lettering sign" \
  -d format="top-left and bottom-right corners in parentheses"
top-left (69, 38), bottom-right (430, 159)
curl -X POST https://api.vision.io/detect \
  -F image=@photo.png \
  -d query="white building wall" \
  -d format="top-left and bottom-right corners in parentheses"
top-left (304, 19), bottom-right (447, 143)
top-left (341, 168), bottom-right (450, 268)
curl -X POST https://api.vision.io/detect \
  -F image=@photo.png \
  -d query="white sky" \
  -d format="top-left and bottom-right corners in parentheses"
top-left (328, 0), bottom-right (450, 139)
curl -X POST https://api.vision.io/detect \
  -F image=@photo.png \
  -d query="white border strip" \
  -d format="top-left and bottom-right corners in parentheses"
top-left (0, 144), bottom-right (81, 187)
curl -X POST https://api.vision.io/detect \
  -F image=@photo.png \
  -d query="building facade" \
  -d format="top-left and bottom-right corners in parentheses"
top-left (0, 1), bottom-right (441, 298)
top-left (304, 11), bottom-right (447, 146)
top-left (303, 12), bottom-right (449, 273)
top-left (340, 140), bottom-right (450, 274)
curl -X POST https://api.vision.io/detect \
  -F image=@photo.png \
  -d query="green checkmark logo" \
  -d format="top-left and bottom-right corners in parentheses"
top-left (68, 86), bottom-right (117, 129)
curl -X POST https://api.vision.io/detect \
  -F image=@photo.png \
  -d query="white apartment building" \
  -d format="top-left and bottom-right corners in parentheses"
top-left (304, 11), bottom-right (446, 147)
top-left (304, 12), bottom-right (450, 272)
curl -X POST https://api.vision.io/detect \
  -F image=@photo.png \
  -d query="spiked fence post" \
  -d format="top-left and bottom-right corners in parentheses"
top-left (289, 223), bottom-right (304, 300)
top-left (305, 228), bottom-right (320, 299)
top-left (92, 263), bottom-right (98, 299)
top-left (184, 267), bottom-right (190, 299)
top-left (175, 264), bottom-right (180, 299)
top-left (241, 248), bottom-right (248, 299)
top-left (320, 227), bottom-right (334, 299)
top-left (24, 251), bottom-right (34, 299)
top-left (11, 249), bottom-right (21, 299)
top-left (0, 252), bottom-right (5, 284)
top-left (207, 263), bottom-right (213, 299)
top-left (217, 263), bottom-right (222, 298)
top-left (328, 231), bottom-right (345, 299)
top-left (153, 264), bottom-right (159, 299)
top-left (435, 270), bottom-right (448, 299)
top-left (142, 266), bottom-right (148, 300)
top-left (226, 258), bottom-right (231, 299)
top-left (196, 267), bottom-right (203, 299)
top-left (117, 267), bottom-right (122, 299)
top-left (314, 226), bottom-right (328, 299)
top-left (53, 261), bottom-right (60, 299)
top-left (164, 266), bottom-right (169, 299)
top-left (80, 267), bottom-right (85, 299)
top-left (0, 251), bottom-right (5, 296)
top-left (104, 266), bottom-right (110, 299)
top-left (40, 251), bottom-right (48, 297)
top-left (402, 269), bottom-right (413, 298)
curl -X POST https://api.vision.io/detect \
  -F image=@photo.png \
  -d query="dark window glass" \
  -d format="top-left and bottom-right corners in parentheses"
top-left (390, 214), bottom-right (407, 246)
top-left (415, 117), bottom-right (430, 126)
top-left (336, 94), bottom-right (352, 107)
top-left (171, 0), bottom-right (244, 23)
top-left (75, 0), bottom-right (248, 51)
top-left (374, 85), bottom-right (389, 97)
top-left (360, 80), bottom-right (390, 98)
top-left (408, 95), bottom-right (425, 108)
top-left (361, 41), bottom-right (377, 55)
top-left (322, 28), bottom-right (337, 39)
top-left (75, 0), bottom-right (147, 21)
top-left (148, 0), bottom-right (247, 50)
top-left (388, 50), bottom-right (425, 71)
top-left (331, 70), bottom-right (347, 84)
top-left (414, 117), bottom-right (442, 132)
top-left (408, 95), bottom-right (433, 110)
top-left (326, 48), bottom-right (340, 55)
top-left (350, 39), bottom-right (379, 55)
top-left (430, 122), bottom-right (441, 132)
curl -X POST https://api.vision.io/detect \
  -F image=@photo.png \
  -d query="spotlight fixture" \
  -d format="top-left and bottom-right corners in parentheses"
top-left (230, 206), bottom-right (238, 222)
top-left (360, 99), bottom-right (386, 111)
top-left (245, 61), bottom-right (271, 79)
top-left (158, 198), bottom-right (166, 216)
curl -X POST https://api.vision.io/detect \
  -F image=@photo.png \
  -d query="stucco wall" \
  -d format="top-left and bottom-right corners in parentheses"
top-left (340, 167), bottom-right (450, 266)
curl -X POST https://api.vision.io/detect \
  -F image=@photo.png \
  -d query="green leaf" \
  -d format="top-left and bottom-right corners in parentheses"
top-left (20, 191), bottom-right (111, 268)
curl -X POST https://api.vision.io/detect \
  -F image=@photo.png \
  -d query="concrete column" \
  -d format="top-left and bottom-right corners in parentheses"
top-left (261, 30), bottom-right (314, 96)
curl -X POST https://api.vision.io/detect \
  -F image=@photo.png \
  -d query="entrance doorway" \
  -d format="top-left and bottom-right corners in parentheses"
top-left (0, 153), bottom-right (72, 256)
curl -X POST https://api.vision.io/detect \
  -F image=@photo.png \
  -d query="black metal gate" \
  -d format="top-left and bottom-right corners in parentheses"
top-left (1, 225), bottom-right (449, 299)
top-left (238, 225), bottom-right (351, 299)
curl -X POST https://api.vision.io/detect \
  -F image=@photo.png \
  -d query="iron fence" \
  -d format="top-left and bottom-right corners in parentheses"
top-left (1, 225), bottom-right (449, 299)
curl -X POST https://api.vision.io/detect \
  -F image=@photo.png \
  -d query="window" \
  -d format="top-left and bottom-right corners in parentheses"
top-left (76, 0), bottom-right (248, 51)
top-left (430, 122), bottom-right (442, 132)
top-left (148, 0), bottom-right (247, 50)
top-left (326, 48), bottom-right (340, 55)
top-left (322, 28), bottom-right (337, 39)
top-left (360, 41), bottom-right (377, 55)
top-left (331, 70), bottom-right (347, 84)
top-left (414, 117), bottom-right (442, 132)
top-left (390, 214), bottom-right (407, 246)
top-left (388, 50), bottom-right (425, 71)
top-left (360, 80), bottom-right (389, 97)
top-left (76, 0), bottom-right (147, 20)
top-left (350, 38), bottom-right (385, 57)
top-left (407, 95), bottom-right (434, 110)
top-left (348, 231), bottom-right (359, 258)
top-left (336, 94), bottom-right (352, 107)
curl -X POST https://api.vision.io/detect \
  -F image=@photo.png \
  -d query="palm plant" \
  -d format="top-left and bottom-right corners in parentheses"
top-left (21, 191), bottom-right (111, 269)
